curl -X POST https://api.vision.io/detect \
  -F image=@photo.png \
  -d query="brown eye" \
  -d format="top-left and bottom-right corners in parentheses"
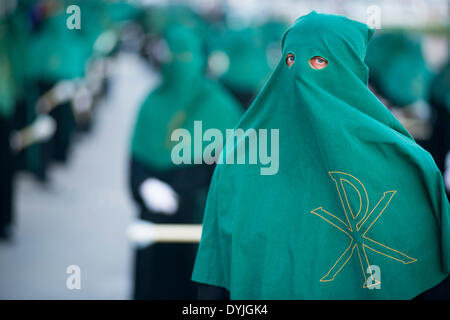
top-left (309, 56), bottom-right (328, 69)
top-left (285, 53), bottom-right (295, 67)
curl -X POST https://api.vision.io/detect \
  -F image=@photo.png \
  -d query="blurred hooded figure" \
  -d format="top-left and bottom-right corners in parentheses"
top-left (208, 25), bottom-right (272, 109)
top-left (192, 12), bottom-right (450, 299)
top-left (0, 0), bottom-right (34, 239)
top-left (365, 32), bottom-right (433, 151)
top-left (140, 5), bottom-right (207, 72)
top-left (259, 19), bottom-right (289, 69)
top-left (31, 1), bottom-right (89, 162)
top-left (129, 24), bottom-right (242, 299)
top-left (16, 0), bottom-right (94, 182)
top-left (429, 60), bottom-right (450, 199)
top-left (365, 32), bottom-right (432, 108)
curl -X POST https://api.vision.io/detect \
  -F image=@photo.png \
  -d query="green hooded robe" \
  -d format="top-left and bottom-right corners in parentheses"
top-left (192, 12), bottom-right (450, 300)
top-left (26, 3), bottom-right (95, 168)
top-left (129, 24), bottom-right (243, 299)
top-left (365, 32), bottom-right (432, 107)
top-left (27, 8), bottom-right (91, 82)
top-left (217, 26), bottom-right (272, 94)
top-left (131, 25), bottom-right (243, 172)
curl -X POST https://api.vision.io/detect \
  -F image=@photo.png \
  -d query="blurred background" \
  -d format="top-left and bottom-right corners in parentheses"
top-left (0, 0), bottom-right (449, 299)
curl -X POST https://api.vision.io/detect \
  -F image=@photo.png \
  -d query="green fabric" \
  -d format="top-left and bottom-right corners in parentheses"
top-left (215, 26), bottom-right (272, 93)
top-left (106, 0), bottom-right (141, 23)
top-left (365, 32), bottom-right (432, 107)
top-left (27, 7), bottom-right (92, 81)
top-left (259, 19), bottom-right (289, 68)
top-left (78, 0), bottom-right (112, 49)
top-left (131, 25), bottom-right (242, 171)
top-left (5, 5), bottom-right (29, 100)
top-left (142, 5), bottom-right (205, 36)
top-left (192, 12), bottom-right (450, 299)
top-left (430, 60), bottom-right (450, 112)
top-left (0, 19), bottom-right (16, 117)
top-left (259, 20), bottom-right (289, 45)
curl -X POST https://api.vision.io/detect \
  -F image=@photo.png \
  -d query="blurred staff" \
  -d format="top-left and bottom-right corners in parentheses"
top-left (429, 60), bottom-right (450, 197)
top-left (128, 24), bottom-right (242, 300)
top-left (365, 31), bottom-right (433, 149)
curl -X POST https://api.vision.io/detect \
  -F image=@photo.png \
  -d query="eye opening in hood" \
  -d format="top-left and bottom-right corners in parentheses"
top-left (309, 56), bottom-right (328, 70)
top-left (285, 53), bottom-right (295, 67)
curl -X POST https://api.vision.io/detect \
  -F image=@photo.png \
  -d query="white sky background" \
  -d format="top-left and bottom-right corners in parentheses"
top-left (136, 0), bottom-right (450, 68)
top-left (137, 0), bottom-right (450, 28)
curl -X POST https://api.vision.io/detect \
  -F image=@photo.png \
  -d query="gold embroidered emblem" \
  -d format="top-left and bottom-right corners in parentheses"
top-left (310, 171), bottom-right (417, 288)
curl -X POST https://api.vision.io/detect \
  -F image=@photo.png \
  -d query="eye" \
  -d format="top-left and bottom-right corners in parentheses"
top-left (309, 56), bottom-right (328, 69)
top-left (285, 53), bottom-right (295, 67)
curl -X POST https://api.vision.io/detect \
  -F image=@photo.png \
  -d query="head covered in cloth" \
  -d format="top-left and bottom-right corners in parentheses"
top-left (192, 12), bottom-right (450, 299)
top-left (131, 24), bottom-right (242, 171)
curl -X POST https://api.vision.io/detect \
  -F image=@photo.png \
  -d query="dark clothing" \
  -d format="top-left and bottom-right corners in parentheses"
top-left (197, 283), bottom-right (230, 300)
top-left (49, 101), bottom-right (76, 163)
top-left (414, 275), bottom-right (450, 300)
top-left (429, 97), bottom-right (450, 201)
top-left (16, 81), bottom-right (51, 182)
top-left (129, 158), bottom-right (214, 299)
top-left (429, 100), bottom-right (450, 173)
top-left (0, 116), bottom-right (15, 239)
top-left (222, 83), bottom-right (255, 111)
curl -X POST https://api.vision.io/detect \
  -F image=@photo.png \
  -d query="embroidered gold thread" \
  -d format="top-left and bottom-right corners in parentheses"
top-left (310, 171), bottom-right (417, 288)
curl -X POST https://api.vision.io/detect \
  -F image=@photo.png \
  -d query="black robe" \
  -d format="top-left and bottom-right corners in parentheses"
top-left (129, 157), bottom-right (214, 299)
